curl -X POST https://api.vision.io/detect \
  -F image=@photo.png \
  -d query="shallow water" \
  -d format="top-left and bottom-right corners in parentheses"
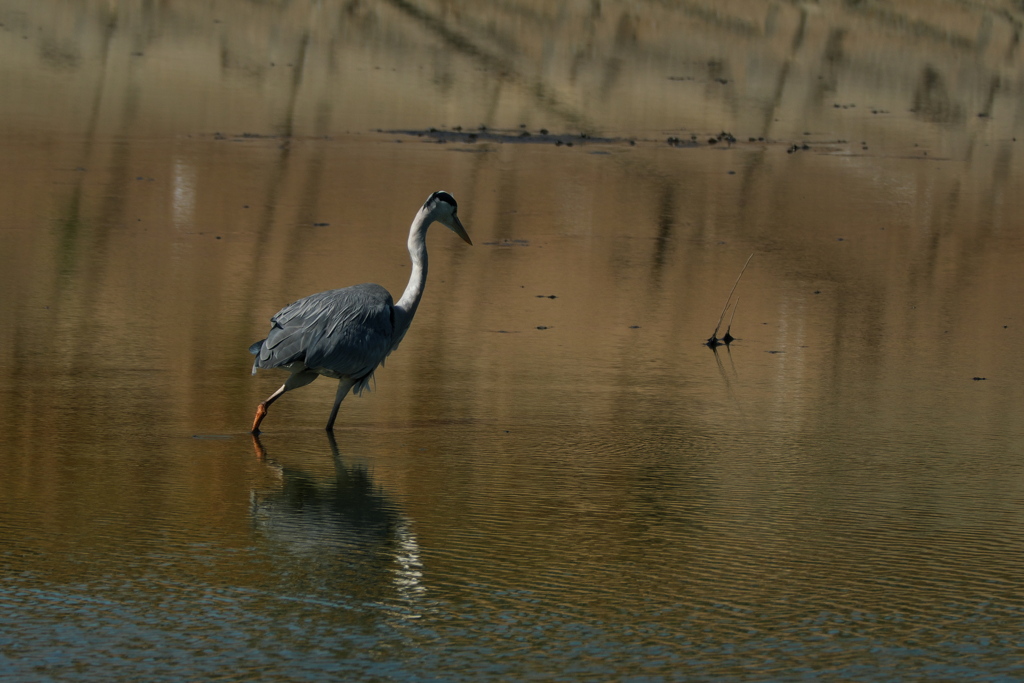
top-left (2, 1), bottom-right (1024, 680)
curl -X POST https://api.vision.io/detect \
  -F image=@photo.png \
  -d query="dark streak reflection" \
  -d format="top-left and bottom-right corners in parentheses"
top-left (912, 65), bottom-right (965, 124)
top-left (52, 12), bottom-right (117, 288)
top-left (650, 182), bottom-right (675, 283)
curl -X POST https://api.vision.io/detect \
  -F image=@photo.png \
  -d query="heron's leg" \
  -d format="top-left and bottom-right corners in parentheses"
top-left (252, 384), bottom-right (286, 433)
top-left (251, 370), bottom-right (320, 434)
top-left (326, 378), bottom-right (357, 431)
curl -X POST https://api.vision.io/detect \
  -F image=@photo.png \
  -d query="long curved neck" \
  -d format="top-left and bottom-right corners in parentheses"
top-left (393, 208), bottom-right (432, 343)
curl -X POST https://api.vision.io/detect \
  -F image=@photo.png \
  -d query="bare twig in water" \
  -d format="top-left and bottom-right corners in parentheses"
top-left (707, 253), bottom-right (754, 347)
top-left (722, 296), bottom-right (740, 344)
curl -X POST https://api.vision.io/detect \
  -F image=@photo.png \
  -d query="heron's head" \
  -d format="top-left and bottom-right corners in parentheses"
top-left (425, 191), bottom-right (472, 245)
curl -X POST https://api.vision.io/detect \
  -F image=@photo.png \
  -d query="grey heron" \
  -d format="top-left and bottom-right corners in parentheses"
top-left (249, 191), bottom-right (472, 433)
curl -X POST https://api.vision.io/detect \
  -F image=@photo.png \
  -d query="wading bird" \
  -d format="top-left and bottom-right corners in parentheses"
top-left (249, 191), bottom-right (472, 433)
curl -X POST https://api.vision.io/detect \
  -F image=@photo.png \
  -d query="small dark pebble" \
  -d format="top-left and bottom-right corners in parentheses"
top-left (215, 236), bottom-right (221, 239)
top-left (973, 377), bottom-right (987, 381)
top-left (814, 290), bottom-right (821, 294)
top-left (536, 326), bottom-right (549, 330)
top-left (313, 222), bottom-right (329, 227)
top-left (540, 129), bottom-right (549, 135)
top-left (767, 350), bottom-right (784, 354)
top-left (837, 237), bottom-right (845, 241)
top-left (708, 137), bottom-right (718, 145)
top-left (629, 325), bottom-right (640, 329)
top-left (727, 170), bottom-right (736, 175)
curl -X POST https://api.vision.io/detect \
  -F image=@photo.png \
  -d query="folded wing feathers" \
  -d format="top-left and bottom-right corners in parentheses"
top-left (251, 284), bottom-right (394, 383)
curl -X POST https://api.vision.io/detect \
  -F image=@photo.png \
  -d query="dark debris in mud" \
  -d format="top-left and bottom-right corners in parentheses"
top-left (213, 131), bottom-right (286, 141)
top-left (211, 127), bottom-right (851, 155)
top-left (482, 238), bottom-right (531, 247)
top-left (384, 127), bottom-right (619, 146)
top-left (384, 126), bottom-right (854, 156)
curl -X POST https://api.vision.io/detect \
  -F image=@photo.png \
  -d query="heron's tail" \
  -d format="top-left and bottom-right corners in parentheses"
top-left (249, 339), bottom-right (265, 375)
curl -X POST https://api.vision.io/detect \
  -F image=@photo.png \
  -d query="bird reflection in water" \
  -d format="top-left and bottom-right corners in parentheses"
top-left (249, 433), bottom-right (426, 609)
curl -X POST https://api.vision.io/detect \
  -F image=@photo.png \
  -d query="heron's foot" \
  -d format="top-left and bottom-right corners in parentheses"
top-left (251, 403), bottom-right (268, 434)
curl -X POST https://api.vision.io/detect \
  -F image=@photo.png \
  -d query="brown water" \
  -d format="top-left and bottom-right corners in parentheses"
top-left (3, 1), bottom-right (1024, 680)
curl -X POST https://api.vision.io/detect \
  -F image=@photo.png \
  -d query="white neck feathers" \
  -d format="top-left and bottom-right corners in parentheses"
top-left (393, 206), bottom-right (433, 343)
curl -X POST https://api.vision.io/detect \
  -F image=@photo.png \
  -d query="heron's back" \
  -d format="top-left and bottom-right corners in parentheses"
top-left (251, 283), bottom-right (395, 390)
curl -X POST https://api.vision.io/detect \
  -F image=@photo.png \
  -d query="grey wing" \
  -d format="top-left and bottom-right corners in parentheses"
top-left (251, 284), bottom-right (395, 387)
